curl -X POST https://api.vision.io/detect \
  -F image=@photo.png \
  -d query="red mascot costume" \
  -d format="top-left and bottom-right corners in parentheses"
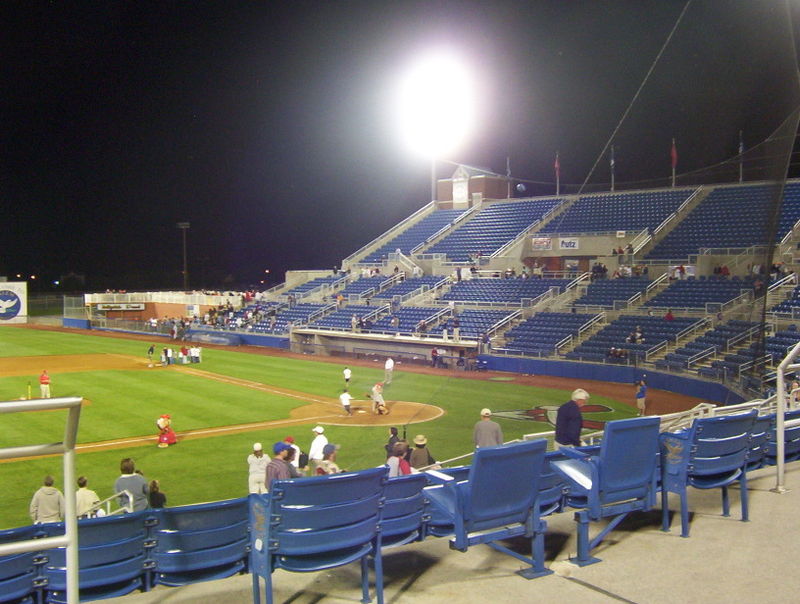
top-left (157, 414), bottom-right (177, 448)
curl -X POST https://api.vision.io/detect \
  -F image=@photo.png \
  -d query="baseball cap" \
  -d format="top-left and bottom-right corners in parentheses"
top-left (284, 436), bottom-right (295, 443)
top-left (253, 442), bottom-right (262, 451)
top-left (322, 444), bottom-right (340, 455)
top-left (273, 441), bottom-right (291, 455)
top-left (312, 426), bottom-right (325, 434)
top-left (480, 408), bottom-right (492, 416)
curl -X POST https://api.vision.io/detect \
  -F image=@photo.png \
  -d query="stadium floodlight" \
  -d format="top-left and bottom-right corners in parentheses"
top-left (393, 50), bottom-right (477, 199)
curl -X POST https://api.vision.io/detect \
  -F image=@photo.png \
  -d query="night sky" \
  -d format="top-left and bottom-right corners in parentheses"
top-left (3, 1), bottom-right (799, 291)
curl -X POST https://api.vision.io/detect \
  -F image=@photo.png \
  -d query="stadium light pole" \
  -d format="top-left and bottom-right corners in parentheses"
top-left (177, 222), bottom-right (190, 290)
top-left (393, 50), bottom-right (477, 202)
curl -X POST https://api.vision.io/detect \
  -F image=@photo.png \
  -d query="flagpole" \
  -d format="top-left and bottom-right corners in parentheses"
top-left (555, 151), bottom-right (560, 196)
top-left (610, 145), bottom-right (615, 192)
top-left (738, 130), bottom-right (744, 183)
top-left (671, 138), bottom-right (676, 188)
top-left (506, 155), bottom-right (511, 199)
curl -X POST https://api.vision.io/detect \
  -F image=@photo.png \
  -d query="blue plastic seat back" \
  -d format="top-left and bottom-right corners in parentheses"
top-left (268, 468), bottom-right (387, 558)
top-left (381, 474), bottom-right (429, 546)
top-left (153, 497), bottom-right (248, 532)
top-left (463, 439), bottom-right (547, 532)
top-left (747, 414), bottom-right (774, 469)
top-left (44, 512), bottom-right (147, 548)
top-left (597, 417), bottom-right (661, 503)
top-left (689, 412), bottom-right (757, 476)
top-left (0, 568), bottom-right (37, 603)
top-left (154, 519), bottom-right (249, 553)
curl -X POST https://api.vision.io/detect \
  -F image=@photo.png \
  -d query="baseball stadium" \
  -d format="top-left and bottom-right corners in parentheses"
top-left (3, 2), bottom-right (800, 604)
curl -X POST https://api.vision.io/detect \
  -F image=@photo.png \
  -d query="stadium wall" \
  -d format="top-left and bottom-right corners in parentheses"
top-left (479, 354), bottom-right (746, 405)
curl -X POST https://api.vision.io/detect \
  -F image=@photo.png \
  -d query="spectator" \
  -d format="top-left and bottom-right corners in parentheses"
top-left (284, 436), bottom-right (304, 473)
top-left (247, 442), bottom-right (268, 494)
top-left (30, 475), bottom-right (65, 524)
top-left (114, 458), bottom-right (149, 512)
top-left (635, 380), bottom-right (648, 416)
top-left (473, 408), bottom-right (503, 448)
top-left (384, 427), bottom-right (400, 458)
top-left (265, 442), bottom-right (293, 490)
top-left (664, 309), bottom-right (675, 321)
top-left (387, 441), bottom-right (412, 477)
top-left (284, 447), bottom-right (303, 478)
top-left (308, 426), bottom-right (328, 474)
top-left (409, 435), bottom-right (436, 469)
top-left (317, 443), bottom-right (342, 475)
top-left (555, 389), bottom-right (589, 448)
top-left (75, 476), bottom-right (100, 519)
top-left (149, 480), bottom-right (167, 508)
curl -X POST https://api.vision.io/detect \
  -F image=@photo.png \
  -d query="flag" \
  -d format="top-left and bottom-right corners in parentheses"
top-left (738, 134), bottom-right (744, 156)
top-left (610, 146), bottom-right (615, 169)
top-left (554, 152), bottom-right (560, 178)
top-left (670, 138), bottom-right (678, 169)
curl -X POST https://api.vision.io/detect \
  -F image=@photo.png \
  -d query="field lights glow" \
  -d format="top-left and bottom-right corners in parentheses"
top-left (394, 51), bottom-right (476, 159)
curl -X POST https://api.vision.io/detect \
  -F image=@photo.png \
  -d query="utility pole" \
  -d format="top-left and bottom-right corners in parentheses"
top-left (177, 222), bottom-right (190, 290)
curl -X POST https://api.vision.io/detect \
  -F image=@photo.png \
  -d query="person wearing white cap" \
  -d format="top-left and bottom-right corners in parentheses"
top-left (308, 426), bottom-right (328, 474)
top-left (555, 388), bottom-right (590, 448)
top-left (247, 442), bottom-right (268, 494)
top-left (473, 408), bottom-right (503, 448)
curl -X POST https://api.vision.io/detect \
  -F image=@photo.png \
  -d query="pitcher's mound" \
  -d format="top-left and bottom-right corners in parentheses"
top-left (326, 401), bottom-right (444, 427)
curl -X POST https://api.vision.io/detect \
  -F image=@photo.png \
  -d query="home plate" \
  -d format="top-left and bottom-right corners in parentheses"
top-left (357, 410), bottom-right (366, 414)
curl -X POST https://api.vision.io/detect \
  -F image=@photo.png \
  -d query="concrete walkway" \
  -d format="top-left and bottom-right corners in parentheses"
top-left (110, 464), bottom-right (800, 604)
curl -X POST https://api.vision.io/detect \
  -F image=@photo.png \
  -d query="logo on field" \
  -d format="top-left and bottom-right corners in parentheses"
top-left (0, 290), bottom-right (21, 320)
top-left (492, 404), bottom-right (614, 430)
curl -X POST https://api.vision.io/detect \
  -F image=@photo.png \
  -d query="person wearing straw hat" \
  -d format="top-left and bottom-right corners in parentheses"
top-left (409, 434), bottom-right (436, 469)
top-left (247, 442), bottom-right (268, 494)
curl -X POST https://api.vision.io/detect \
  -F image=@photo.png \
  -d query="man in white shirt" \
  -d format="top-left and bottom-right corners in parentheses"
top-left (308, 426), bottom-right (328, 474)
top-left (339, 389), bottom-right (353, 416)
top-left (343, 366), bottom-right (351, 387)
top-left (384, 357), bottom-right (394, 384)
top-left (247, 443), bottom-right (269, 494)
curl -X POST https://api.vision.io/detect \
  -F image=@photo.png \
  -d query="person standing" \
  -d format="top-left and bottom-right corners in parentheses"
top-left (148, 480), bottom-right (167, 508)
top-left (75, 476), bottom-right (100, 519)
top-left (387, 442), bottom-right (412, 477)
top-left (265, 442), bottom-right (293, 491)
top-left (635, 380), bottom-right (647, 416)
top-left (39, 370), bottom-right (51, 398)
top-left (30, 475), bottom-right (64, 523)
top-left (409, 435), bottom-right (436, 469)
top-left (114, 458), bottom-right (149, 512)
top-left (384, 357), bottom-right (394, 384)
top-left (284, 436), bottom-right (303, 473)
top-left (308, 426), bottom-right (328, 474)
top-left (147, 344), bottom-right (155, 366)
top-left (473, 408), bottom-right (504, 448)
top-left (555, 389), bottom-right (589, 448)
top-left (384, 427), bottom-right (400, 458)
top-left (343, 366), bottom-right (351, 387)
top-left (339, 389), bottom-right (353, 416)
top-left (247, 443), bottom-right (269, 494)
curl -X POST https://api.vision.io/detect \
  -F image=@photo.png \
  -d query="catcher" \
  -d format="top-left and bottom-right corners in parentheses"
top-left (369, 382), bottom-right (390, 415)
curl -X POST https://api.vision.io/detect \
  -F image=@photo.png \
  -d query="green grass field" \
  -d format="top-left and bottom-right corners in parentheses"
top-left (0, 327), bottom-right (636, 529)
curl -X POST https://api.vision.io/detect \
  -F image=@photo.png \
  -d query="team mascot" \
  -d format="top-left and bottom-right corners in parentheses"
top-left (156, 414), bottom-right (178, 448)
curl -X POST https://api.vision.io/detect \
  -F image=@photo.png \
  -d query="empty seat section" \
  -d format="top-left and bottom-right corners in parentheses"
top-left (442, 278), bottom-right (571, 305)
top-left (362, 209), bottom-right (467, 263)
top-left (503, 312), bottom-right (597, 356)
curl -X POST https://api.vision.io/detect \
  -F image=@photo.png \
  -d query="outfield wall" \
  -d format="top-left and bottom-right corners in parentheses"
top-left (479, 354), bottom-right (746, 405)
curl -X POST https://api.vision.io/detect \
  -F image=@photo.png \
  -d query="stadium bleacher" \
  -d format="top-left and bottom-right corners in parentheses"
top-left (643, 277), bottom-right (753, 309)
top-left (442, 277), bottom-right (572, 305)
top-left (539, 189), bottom-right (692, 234)
top-left (361, 209), bottom-right (467, 263)
top-left (502, 312), bottom-right (597, 356)
top-left (572, 276), bottom-right (651, 307)
top-left (424, 198), bottom-right (563, 262)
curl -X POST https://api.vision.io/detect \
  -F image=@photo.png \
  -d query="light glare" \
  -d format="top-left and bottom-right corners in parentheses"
top-left (394, 51), bottom-right (476, 159)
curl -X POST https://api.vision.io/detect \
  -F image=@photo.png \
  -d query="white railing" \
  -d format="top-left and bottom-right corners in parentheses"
top-left (85, 291), bottom-right (242, 308)
top-left (410, 206), bottom-right (476, 254)
top-left (491, 219), bottom-right (541, 258)
top-left (0, 397), bottom-right (83, 604)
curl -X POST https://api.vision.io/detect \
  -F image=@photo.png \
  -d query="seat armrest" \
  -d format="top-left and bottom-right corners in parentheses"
top-left (559, 447), bottom-right (591, 460)
top-left (425, 469), bottom-right (455, 484)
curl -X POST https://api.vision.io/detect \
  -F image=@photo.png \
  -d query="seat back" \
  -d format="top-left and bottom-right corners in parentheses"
top-left (380, 474), bottom-right (429, 548)
top-left (746, 414), bottom-right (774, 470)
top-left (596, 417), bottom-right (661, 504)
top-left (150, 497), bottom-right (249, 586)
top-left (463, 439), bottom-right (547, 532)
top-left (688, 411), bottom-right (757, 475)
top-left (254, 467), bottom-right (387, 566)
